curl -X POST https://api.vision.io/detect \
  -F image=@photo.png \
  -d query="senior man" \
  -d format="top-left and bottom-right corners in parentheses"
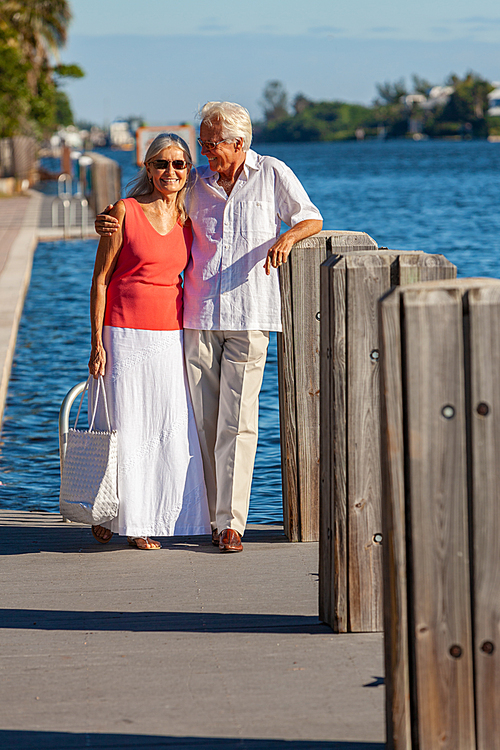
top-left (96, 101), bottom-right (322, 552)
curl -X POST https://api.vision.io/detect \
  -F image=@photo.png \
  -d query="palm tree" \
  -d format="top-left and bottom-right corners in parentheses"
top-left (0, 0), bottom-right (72, 94)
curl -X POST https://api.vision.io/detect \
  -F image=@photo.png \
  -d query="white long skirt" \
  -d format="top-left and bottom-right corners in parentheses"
top-left (89, 326), bottom-right (210, 538)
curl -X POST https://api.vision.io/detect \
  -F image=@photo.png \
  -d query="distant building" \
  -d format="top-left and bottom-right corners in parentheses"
top-left (426, 86), bottom-right (454, 108)
top-left (401, 86), bottom-right (454, 112)
top-left (487, 83), bottom-right (500, 116)
top-left (404, 94), bottom-right (427, 107)
top-left (55, 126), bottom-right (84, 149)
top-left (89, 127), bottom-right (107, 148)
top-left (109, 121), bottom-right (135, 149)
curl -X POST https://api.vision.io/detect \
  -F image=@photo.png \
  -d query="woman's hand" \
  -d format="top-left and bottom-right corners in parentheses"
top-left (95, 205), bottom-right (120, 236)
top-left (88, 344), bottom-right (106, 378)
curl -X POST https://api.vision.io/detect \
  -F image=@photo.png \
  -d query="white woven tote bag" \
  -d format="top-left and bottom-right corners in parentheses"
top-left (59, 375), bottom-right (119, 525)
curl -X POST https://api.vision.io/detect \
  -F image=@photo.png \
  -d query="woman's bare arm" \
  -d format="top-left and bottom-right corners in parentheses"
top-left (88, 201), bottom-right (125, 377)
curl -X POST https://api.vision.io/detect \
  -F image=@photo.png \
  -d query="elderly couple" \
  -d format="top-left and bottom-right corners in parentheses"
top-left (89, 101), bottom-right (322, 552)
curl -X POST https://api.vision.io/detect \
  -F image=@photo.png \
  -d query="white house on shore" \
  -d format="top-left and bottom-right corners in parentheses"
top-left (488, 83), bottom-right (500, 116)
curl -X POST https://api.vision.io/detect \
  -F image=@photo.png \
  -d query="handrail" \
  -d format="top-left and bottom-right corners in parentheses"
top-left (70, 194), bottom-right (89, 237)
top-left (51, 195), bottom-right (71, 235)
top-left (58, 381), bottom-right (87, 473)
top-left (57, 172), bottom-right (72, 197)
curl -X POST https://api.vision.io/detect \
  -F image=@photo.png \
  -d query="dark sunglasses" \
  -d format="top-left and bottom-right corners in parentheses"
top-left (148, 159), bottom-right (189, 170)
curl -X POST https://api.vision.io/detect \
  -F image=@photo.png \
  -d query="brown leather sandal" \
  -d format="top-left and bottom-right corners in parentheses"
top-left (127, 537), bottom-right (161, 550)
top-left (91, 525), bottom-right (113, 544)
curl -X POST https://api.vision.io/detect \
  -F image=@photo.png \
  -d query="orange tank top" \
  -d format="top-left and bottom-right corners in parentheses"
top-left (104, 197), bottom-right (192, 330)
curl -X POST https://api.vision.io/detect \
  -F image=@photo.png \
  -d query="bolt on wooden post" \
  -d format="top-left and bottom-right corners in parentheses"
top-left (278, 230), bottom-right (378, 542)
top-left (380, 278), bottom-right (500, 750)
top-left (319, 252), bottom-right (456, 633)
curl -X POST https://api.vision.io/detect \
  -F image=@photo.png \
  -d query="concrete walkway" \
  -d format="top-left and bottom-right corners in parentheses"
top-left (0, 189), bottom-right (97, 426)
top-left (0, 191), bottom-right (41, 425)
top-left (0, 511), bottom-right (385, 749)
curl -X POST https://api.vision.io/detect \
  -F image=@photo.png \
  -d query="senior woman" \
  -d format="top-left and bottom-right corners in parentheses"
top-left (89, 133), bottom-right (210, 549)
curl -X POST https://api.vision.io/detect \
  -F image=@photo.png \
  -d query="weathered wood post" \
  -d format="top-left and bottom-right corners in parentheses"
top-left (11, 136), bottom-right (37, 186)
top-left (319, 252), bottom-right (456, 633)
top-left (380, 278), bottom-right (500, 750)
top-left (278, 230), bottom-right (378, 542)
top-left (86, 152), bottom-right (121, 215)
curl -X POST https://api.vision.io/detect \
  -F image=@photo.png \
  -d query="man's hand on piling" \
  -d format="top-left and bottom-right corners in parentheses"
top-left (95, 204), bottom-right (119, 236)
top-left (264, 234), bottom-right (294, 276)
top-left (263, 219), bottom-right (323, 275)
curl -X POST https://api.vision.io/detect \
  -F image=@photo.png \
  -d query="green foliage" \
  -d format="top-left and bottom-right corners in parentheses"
top-left (440, 72), bottom-right (493, 135)
top-left (28, 63), bottom-right (75, 136)
top-left (260, 80), bottom-right (289, 123)
top-left (292, 93), bottom-right (312, 115)
top-left (0, 0), bottom-right (83, 139)
top-left (411, 75), bottom-right (434, 96)
top-left (256, 73), bottom-right (497, 143)
top-left (54, 63), bottom-right (84, 79)
top-left (425, 121), bottom-right (462, 138)
top-left (0, 27), bottom-right (31, 136)
top-left (374, 78), bottom-right (407, 106)
top-left (487, 117), bottom-right (500, 137)
top-left (257, 96), bottom-right (375, 142)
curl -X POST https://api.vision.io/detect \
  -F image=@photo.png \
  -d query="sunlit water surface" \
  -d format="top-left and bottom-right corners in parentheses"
top-left (1, 141), bottom-right (499, 521)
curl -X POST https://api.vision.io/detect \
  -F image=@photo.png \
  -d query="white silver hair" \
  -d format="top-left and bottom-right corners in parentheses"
top-left (126, 133), bottom-right (194, 222)
top-left (199, 101), bottom-right (253, 151)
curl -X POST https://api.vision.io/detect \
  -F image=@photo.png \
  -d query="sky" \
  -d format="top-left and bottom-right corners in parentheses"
top-left (59, 0), bottom-right (500, 126)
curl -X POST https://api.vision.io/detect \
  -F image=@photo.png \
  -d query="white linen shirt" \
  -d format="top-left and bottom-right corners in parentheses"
top-left (183, 149), bottom-right (322, 332)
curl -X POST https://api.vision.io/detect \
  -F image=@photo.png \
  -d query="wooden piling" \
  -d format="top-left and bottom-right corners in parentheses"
top-left (319, 252), bottom-right (456, 633)
top-left (85, 152), bottom-right (121, 215)
top-left (380, 278), bottom-right (500, 749)
top-left (277, 230), bottom-right (377, 543)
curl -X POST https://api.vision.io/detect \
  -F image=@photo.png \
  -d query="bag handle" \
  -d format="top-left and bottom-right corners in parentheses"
top-left (73, 375), bottom-right (112, 432)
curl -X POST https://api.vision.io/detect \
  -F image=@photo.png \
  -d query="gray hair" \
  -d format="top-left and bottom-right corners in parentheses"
top-left (126, 133), bottom-right (194, 223)
top-left (199, 101), bottom-right (252, 151)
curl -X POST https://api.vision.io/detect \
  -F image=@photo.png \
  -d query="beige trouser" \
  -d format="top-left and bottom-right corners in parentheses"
top-left (183, 329), bottom-right (270, 536)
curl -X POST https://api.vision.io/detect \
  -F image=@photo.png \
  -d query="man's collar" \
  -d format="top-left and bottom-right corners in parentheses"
top-left (243, 149), bottom-right (259, 172)
top-left (196, 163), bottom-right (214, 181)
top-left (197, 149), bottom-right (260, 183)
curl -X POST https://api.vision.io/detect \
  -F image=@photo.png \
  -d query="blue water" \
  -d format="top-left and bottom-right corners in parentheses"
top-left (1, 140), bottom-right (500, 519)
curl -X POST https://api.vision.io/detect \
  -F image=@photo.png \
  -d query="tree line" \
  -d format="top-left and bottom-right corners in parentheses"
top-left (255, 73), bottom-right (498, 142)
top-left (0, 0), bottom-right (83, 139)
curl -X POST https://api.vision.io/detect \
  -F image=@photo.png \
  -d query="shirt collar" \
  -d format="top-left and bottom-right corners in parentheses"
top-left (243, 149), bottom-right (260, 173)
top-left (197, 149), bottom-right (260, 185)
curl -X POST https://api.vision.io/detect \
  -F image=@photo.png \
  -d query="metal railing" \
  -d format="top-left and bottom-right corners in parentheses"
top-left (51, 174), bottom-right (89, 237)
top-left (58, 380), bottom-right (87, 522)
top-left (58, 380), bottom-right (87, 473)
